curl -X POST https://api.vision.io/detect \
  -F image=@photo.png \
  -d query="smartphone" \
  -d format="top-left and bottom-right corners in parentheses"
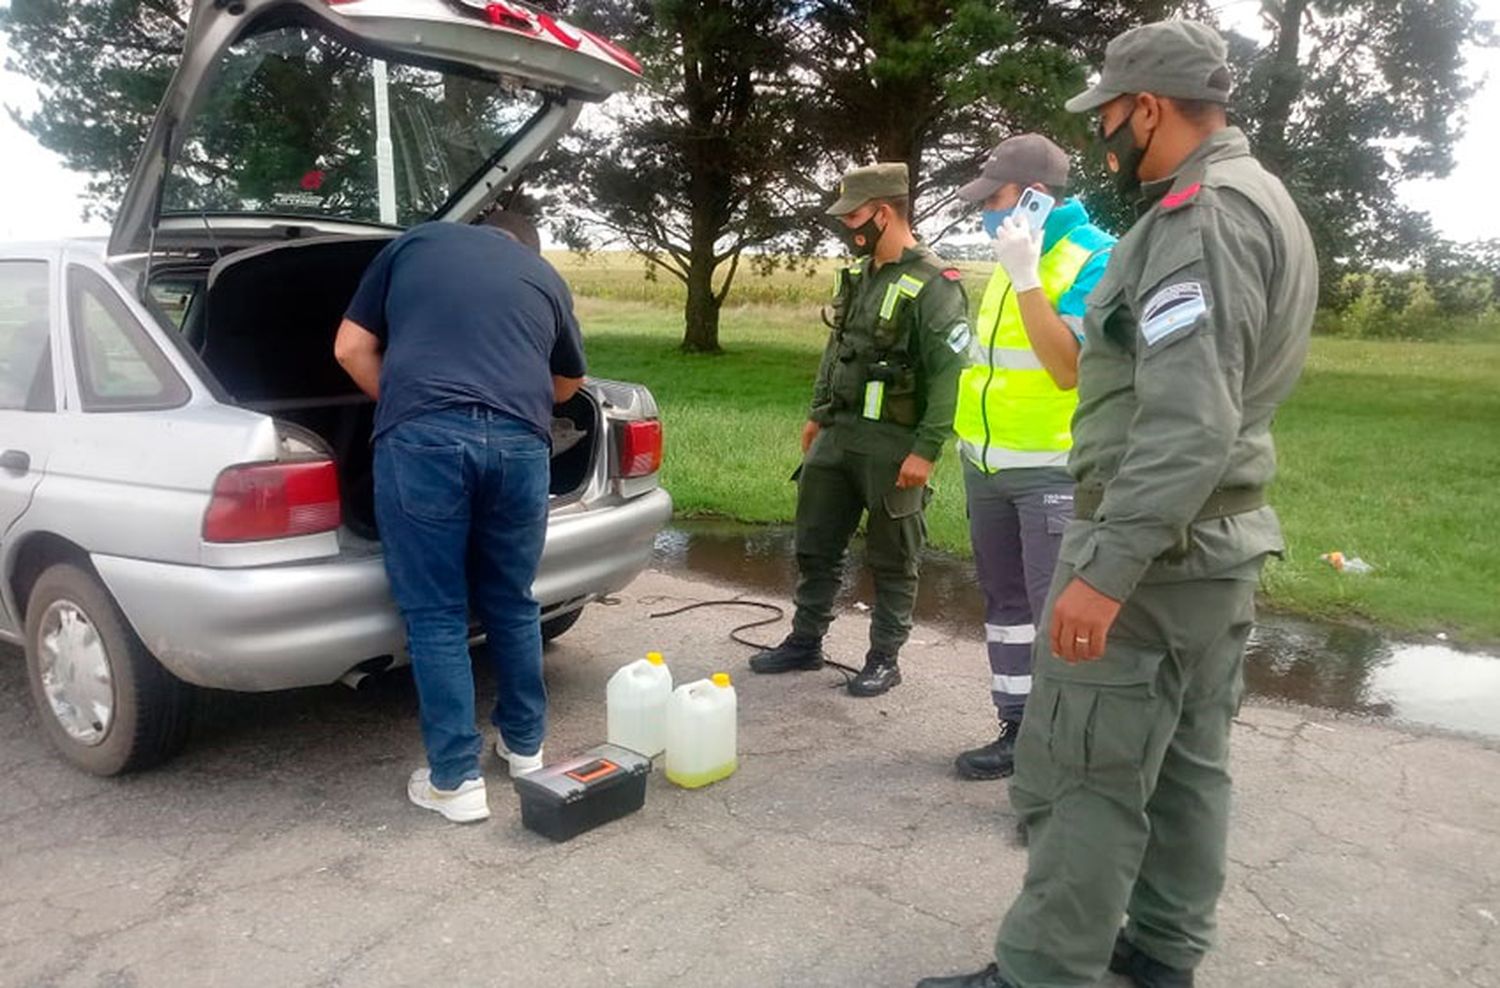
top-left (1016, 188), bottom-right (1056, 234)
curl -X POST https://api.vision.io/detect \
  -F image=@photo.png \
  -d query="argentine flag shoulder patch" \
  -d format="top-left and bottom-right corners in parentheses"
top-left (1134, 281), bottom-right (1206, 347)
top-left (1140, 281), bottom-right (1207, 346)
top-left (945, 321), bottom-right (973, 354)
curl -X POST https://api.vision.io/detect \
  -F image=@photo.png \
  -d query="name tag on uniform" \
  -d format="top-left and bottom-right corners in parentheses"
top-left (1140, 281), bottom-right (1206, 346)
top-left (862, 380), bottom-right (885, 419)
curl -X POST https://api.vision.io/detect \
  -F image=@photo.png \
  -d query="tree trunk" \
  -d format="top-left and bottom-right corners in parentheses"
top-left (676, 0), bottom-right (725, 354)
top-left (681, 207), bottom-right (722, 353)
top-left (1259, 0), bottom-right (1308, 178)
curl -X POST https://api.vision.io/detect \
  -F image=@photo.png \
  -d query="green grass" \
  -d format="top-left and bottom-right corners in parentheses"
top-left (549, 250), bottom-right (997, 308)
top-left (574, 295), bottom-right (1500, 645)
top-left (1263, 340), bottom-right (1500, 640)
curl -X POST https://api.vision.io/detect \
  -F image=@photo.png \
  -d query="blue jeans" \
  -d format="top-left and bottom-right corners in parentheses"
top-left (375, 407), bottom-right (550, 790)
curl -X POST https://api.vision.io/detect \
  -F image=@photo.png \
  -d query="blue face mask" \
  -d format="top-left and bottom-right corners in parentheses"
top-left (981, 207), bottom-right (1014, 238)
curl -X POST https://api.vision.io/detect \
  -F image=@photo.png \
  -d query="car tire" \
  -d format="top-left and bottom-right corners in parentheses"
top-left (23, 563), bottom-right (193, 776)
top-left (541, 606), bottom-right (585, 643)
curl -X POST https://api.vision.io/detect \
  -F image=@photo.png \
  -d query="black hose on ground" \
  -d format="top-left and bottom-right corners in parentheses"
top-left (646, 597), bottom-right (863, 685)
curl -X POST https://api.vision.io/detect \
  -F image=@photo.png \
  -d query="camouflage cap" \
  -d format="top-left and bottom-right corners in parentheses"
top-left (957, 133), bottom-right (1070, 203)
top-left (1065, 20), bottom-right (1232, 114)
top-left (826, 162), bottom-right (910, 216)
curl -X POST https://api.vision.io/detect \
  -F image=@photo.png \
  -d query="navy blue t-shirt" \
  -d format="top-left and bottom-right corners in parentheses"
top-left (343, 222), bottom-right (587, 441)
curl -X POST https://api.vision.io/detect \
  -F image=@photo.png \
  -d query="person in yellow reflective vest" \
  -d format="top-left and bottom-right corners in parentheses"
top-left (950, 135), bottom-right (1115, 781)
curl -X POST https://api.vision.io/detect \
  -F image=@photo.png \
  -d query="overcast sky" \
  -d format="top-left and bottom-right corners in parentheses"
top-left (0, 0), bottom-right (1495, 244)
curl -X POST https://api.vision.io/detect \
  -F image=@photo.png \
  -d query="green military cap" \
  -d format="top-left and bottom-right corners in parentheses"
top-left (826, 162), bottom-right (909, 216)
top-left (1065, 20), bottom-right (1232, 114)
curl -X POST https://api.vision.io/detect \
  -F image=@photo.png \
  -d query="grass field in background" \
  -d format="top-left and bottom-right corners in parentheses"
top-left (547, 250), bottom-right (998, 308)
top-left (573, 280), bottom-right (1500, 644)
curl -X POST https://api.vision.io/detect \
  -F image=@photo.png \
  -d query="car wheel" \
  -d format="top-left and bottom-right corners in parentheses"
top-left (541, 606), bottom-right (585, 643)
top-left (23, 563), bottom-right (193, 775)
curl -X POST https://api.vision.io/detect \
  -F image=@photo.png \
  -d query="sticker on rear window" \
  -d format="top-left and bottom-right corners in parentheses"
top-left (272, 191), bottom-right (326, 209)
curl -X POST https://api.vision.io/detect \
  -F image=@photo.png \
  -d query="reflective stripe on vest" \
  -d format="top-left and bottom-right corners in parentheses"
top-left (878, 273), bottom-right (928, 320)
top-left (959, 438), bottom-right (1070, 470)
top-left (954, 233), bottom-right (1097, 472)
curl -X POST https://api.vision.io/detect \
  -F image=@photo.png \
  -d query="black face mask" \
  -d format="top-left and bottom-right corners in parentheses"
top-left (843, 213), bottom-right (885, 257)
top-left (1100, 103), bottom-right (1152, 201)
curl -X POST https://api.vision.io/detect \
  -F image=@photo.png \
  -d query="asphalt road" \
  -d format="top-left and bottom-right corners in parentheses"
top-left (2, 568), bottom-right (1497, 987)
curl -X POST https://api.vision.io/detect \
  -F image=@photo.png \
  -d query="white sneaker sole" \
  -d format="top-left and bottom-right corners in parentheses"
top-left (407, 774), bottom-right (490, 823)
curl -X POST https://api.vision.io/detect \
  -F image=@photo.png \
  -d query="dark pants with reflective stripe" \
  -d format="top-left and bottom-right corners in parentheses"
top-left (963, 462), bottom-right (1073, 723)
top-left (790, 429), bottom-right (928, 655)
top-left (995, 561), bottom-right (1261, 987)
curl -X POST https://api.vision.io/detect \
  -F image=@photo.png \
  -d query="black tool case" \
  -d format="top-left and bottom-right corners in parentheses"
top-left (513, 743), bottom-right (652, 842)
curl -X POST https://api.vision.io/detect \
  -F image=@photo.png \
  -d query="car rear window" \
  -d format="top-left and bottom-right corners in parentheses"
top-left (160, 25), bottom-right (547, 229)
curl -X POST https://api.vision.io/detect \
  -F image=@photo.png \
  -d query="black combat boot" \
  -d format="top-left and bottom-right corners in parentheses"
top-left (748, 633), bottom-right (826, 674)
top-left (914, 962), bottom-right (1016, 988)
top-left (955, 718), bottom-right (1022, 780)
top-left (1109, 932), bottom-right (1195, 988)
top-left (847, 649), bottom-right (901, 697)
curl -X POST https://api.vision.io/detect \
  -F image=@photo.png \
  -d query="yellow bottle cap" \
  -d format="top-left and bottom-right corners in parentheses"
top-left (646, 651), bottom-right (664, 666)
top-left (712, 672), bottom-right (731, 688)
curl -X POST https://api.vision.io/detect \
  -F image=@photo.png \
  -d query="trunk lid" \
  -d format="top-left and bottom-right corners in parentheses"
top-left (109, 0), bottom-right (638, 256)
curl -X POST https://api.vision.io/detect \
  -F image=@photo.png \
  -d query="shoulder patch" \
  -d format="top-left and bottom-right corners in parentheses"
top-left (1161, 182), bottom-right (1201, 211)
top-left (1140, 281), bottom-right (1207, 345)
top-left (941, 268), bottom-right (962, 281)
top-left (944, 320), bottom-right (972, 354)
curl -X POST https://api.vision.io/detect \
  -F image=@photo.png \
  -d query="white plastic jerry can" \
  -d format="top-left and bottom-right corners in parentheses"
top-left (606, 651), bottom-right (673, 758)
top-left (665, 673), bottom-right (738, 789)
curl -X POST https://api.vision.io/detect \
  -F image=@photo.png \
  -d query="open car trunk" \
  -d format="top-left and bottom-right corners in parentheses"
top-left (185, 236), bottom-right (600, 538)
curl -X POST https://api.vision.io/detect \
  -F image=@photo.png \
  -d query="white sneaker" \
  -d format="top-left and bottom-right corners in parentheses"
top-left (407, 768), bottom-right (490, 823)
top-left (495, 735), bottom-right (544, 776)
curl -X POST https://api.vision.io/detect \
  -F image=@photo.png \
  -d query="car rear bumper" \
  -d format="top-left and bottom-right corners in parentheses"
top-left (93, 488), bottom-right (672, 691)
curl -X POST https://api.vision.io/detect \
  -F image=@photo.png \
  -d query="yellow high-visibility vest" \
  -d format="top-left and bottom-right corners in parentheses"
top-left (954, 233), bottom-right (1099, 472)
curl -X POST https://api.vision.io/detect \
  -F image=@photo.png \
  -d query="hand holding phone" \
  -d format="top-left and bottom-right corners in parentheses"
top-left (991, 192), bottom-right (1051, 292)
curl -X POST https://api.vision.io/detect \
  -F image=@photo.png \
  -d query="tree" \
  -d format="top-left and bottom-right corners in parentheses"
top-left (1424, 237), bottom-right (1500, 315)
top-left (539, 0), bottom-right (818, 353)
top-left (792, 1), bottom-right (1211, 247)
top-left (3, 0), bottom-right (188, 216)
top-left (1225, 0), bottom-right (1490, 297)
top-left (800, 1), bottom-right (1070, 231)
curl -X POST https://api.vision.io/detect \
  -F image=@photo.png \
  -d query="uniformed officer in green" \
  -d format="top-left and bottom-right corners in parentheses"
top-left (751, 163), bottom-right (970, 696)
top-left (918, 21), bottom-right (1318, 988)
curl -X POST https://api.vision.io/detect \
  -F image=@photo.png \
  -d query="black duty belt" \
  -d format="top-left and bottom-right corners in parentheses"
top-left (1074, 486), bottom-right (1266, 522)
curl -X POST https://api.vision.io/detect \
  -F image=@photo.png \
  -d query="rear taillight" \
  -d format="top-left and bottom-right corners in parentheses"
top-left (203, 460), bottom-right (342, 543)
top-left (615, 419), bottom-right (663, 479)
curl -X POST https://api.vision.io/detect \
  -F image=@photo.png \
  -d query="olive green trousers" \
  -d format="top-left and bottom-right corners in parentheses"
top-left (995, 561), bottom-right (1261, 987)
top-left (790, 430), bottom-right (929, 655)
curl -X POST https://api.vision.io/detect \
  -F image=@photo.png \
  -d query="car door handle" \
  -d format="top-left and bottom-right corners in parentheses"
top-left (0, 450), bottom-right (30, 474)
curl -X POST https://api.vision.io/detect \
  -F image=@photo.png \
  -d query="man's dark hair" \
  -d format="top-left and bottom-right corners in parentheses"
top-left (872, 196), bottom-right (911, 222)
top-left (482, 209), bottom-right (542, 252)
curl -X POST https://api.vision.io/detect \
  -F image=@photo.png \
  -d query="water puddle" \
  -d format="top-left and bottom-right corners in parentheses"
top-left (653, 520), bottom-right (1500, 739)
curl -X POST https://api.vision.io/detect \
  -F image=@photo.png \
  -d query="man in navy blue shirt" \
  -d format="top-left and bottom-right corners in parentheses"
top-left (336, 211), bottom-right (586, 824)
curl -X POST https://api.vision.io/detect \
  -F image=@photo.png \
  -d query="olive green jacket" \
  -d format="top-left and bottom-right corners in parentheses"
top-left (1064, 127), bottom-right (1319, 600)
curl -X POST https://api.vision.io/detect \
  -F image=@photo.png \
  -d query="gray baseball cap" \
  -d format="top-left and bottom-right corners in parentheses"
top-left (957, 133), bottom-right (1070, 203)
top-left (826, 162), bottom-right (910, 216)
top-left (1064, 20), bottom-right (1233, 114)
